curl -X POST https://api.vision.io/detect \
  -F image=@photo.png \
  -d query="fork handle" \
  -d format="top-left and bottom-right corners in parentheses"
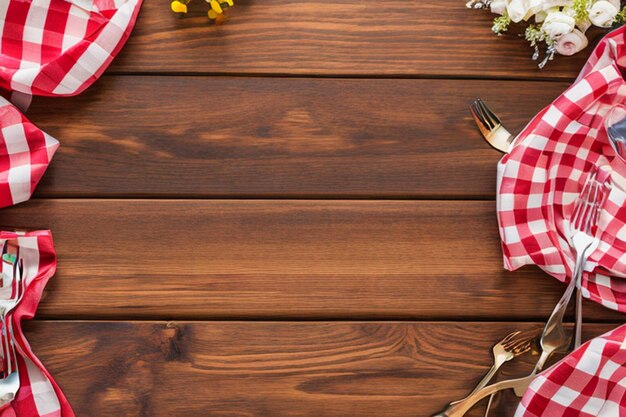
top-left (573, 247), bottom-right (591, 350)
top-left (483, 394), bottom-right (495, 417)
top-left (575, 288), bottom-right (583, 349)
top-left (432, 375), bottom-right (535, 417)
top-left (448, 364), bottom-right (498, 406)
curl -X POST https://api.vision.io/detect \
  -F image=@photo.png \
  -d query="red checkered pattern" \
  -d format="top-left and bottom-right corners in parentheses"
top-left (0, 1), bottom-right (143, 415)
top-left (0, 0), bottom-right (142, 97)
top-left (0, 96), bottom-right (58, 209)
top-left (497, 26), bottom-right (626, 313)
top-left (516, 324), bottom-right (626, 417)
top-left (0, 231), bottom-right (72, 417)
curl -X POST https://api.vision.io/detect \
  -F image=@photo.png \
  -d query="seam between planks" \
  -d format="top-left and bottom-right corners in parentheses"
top-left (101, 72), bottom-right (575, 83)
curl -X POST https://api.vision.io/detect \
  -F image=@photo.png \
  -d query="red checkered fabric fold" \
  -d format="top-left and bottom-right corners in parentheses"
top-left (0, 231), bottom-right (72, 417)
top-left (0, 0), bottom-right (142, 97)
top-left (516, 325), bottom-right (626, 417)
top-left (0, 96), bottom-right (58, 209)
top-left (497, 26), bottom-right (626, 313)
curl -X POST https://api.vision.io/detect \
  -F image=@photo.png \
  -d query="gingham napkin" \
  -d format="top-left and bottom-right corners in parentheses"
top-left (0, 0), bottom-right (142, 97)
top-left (0, 96), bottom-right (58, 209)
top-left (497, 26), bottom-right (626, 313)
top-left (0, 0), bottom-right (143, 209)
top-left (0, 231), bottom-right (72, 417)
top-left (497, 26), bottom-right (626, 416)
top-left (0, 1), bottom-right (143, 415)
top-left (516, 324), bottom-right (626, 417)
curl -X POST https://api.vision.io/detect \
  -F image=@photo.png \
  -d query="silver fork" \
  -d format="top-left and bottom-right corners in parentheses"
top-left (469, 99), bottom-right (515, 153)
top-left (570, 170), bottom-right (611, 349)
top-left (434, 329), bottom-right (539, 415)
top-left (440, 171), bottom-right (607, 417)
top-left (432, 330), bottom-right (540, 417)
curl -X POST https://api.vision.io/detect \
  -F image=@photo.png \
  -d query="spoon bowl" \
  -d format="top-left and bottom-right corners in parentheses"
top-left (605, 104), bottom-right (626, 162)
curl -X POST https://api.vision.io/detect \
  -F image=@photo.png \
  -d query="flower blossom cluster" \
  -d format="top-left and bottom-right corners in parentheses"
top-left (171, 0), bottom-right (234, 23)
top-left (468, 0), bottom-right (626, 67)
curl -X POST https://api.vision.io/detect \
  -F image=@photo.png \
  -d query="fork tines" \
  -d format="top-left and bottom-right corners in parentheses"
top-left (469, 98), bottom-right (514, 153)
top-left (571, 170), bottom-right (612, 233)
top-left (471, 99), bottom-right (501, 131)
top-left (501, 328), bottom-right (541, 354)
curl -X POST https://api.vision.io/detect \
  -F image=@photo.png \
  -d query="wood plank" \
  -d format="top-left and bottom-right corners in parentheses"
top-left (110, 0), bottom-right (602, 79)
top-left (2, 199), bottom-right (623, 321)
top-left (23, 321), bottom-right (616, 417)
top-left (29, 77), bottom-right (567, 198)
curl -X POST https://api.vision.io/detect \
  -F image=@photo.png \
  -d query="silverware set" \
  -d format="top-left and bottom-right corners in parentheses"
top-left (434, 329), bottom-right (540, 417)
top-left (0, 243), bottom-right (24, 407)
top-left (431, 99), bottom-right (617, 417)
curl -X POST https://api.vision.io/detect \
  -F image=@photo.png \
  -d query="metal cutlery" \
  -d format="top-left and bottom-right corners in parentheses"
top-left (482, 330), bottom-right (541, 417)
top-left (569, 170), bottom-right (611, 349)
top-left (432, 329), bottom-right (541, 417)
top-left (435, 320), bottom-right (570, 417)
top-left (435, 329), bottom-right (539, 414)
top-left (436, 172), bottom-right (608, 417)
top-left (606, 104), bottom-right (626, 162)
top-left (435, 373), bottom-right (538, 417)
top-left (469, 99), bottom-right (515, 153)
top-left (529, 171), bottom-right (606, 376)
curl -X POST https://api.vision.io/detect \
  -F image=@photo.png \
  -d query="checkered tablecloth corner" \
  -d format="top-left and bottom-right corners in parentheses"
top-left (0, 231), bottom-right (73, 417)
top-left (0, 0), bottom-right (142, 97)
top-left (497, 25), bottom-right (626, 313)
top-left (515, 324), bottom-right (626, 417)
top-left (0, 96), bottom-right (59, 209)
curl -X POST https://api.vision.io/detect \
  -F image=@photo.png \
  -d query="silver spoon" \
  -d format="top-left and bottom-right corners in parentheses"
top-left (606, 104), bottom-right (626, 162)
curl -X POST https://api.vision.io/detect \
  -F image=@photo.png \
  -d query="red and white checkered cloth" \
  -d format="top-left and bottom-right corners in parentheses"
top-left (0, 96), bottom-right (58, 209)
top-left (497, 25), bottom-right (626, 313)
top-left (0, 1), bottom-right (144, 416)
top-left (499, 26), bottom-right (626, 417)
top-left (0, 231), bottom-right (71, 417)
top-left (0, 0), bottom-right (142, 97)
top-left (516, 324), bottom-right (626, 417)
top-left (0, 0), bottom-right (143, 208)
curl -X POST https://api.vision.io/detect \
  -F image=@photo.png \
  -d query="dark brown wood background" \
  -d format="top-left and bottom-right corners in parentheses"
top-left (6, 1), bottom-right (624, 416)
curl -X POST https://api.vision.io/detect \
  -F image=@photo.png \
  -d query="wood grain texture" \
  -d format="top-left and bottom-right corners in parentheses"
top-left (29, 76), bottom-right (567, 198)
top-left (16, 1), bottom-right (620, 413)
top-left (0, 199), bottom-right (621, 322)
top-left (109, 0), bottom-right (604, 79)
top-left (23, 321), bottom-right (615, 417)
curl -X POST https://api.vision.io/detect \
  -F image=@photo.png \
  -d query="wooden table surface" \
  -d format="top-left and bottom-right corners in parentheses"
top-left (7, 1), bottom-right (624, 416)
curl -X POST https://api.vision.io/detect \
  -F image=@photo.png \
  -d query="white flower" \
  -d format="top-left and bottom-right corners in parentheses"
top-left (542, 11), bottom-right (576, 39)
top-left (561, 5), bottom-right (577, 18)
top-left (588, 1), bottom-right (619, 28)
top-left (541, 0), bottom-right (570, 11)
top-left (555, 29), bottom-right (589, 55)
top-left (535, 10), bottom-right (548, 23)
top-left (507, 0), bottom-right (531, 23)
top-left (490, 0), bottom-right (507, 15)
top-left (525, 0), bottom-right (546, 18)
top-left (607, 0), bottom-right (621, 11)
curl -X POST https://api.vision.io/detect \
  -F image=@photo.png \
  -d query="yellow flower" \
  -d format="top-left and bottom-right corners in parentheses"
top-left (208, 9), bottom-right (226, 24)
top-left (209, 0), bottom-right (223, 14)
top-left (171, 0), bottom-right (233, 21)
top-left (170, 0), bottom-right (187, 13)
